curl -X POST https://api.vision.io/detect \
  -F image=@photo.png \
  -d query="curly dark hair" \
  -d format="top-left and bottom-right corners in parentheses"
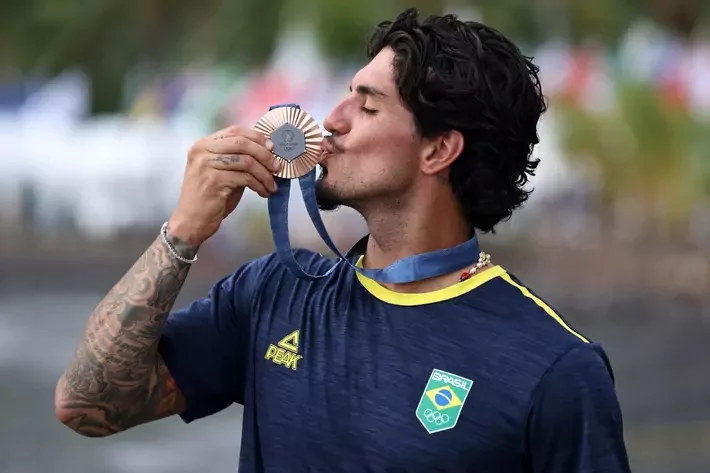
top-left (367, 8), bottom-right (547, 233)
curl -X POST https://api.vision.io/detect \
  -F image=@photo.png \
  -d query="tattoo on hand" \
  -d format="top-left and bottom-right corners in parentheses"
top-left (210, 155), bottom-right (241, 166)
top-left (57, 231), bottom-right (192, 436)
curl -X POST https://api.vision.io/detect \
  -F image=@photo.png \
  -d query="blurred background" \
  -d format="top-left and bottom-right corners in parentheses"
top-left (1, 0), bottom-right (709, 472)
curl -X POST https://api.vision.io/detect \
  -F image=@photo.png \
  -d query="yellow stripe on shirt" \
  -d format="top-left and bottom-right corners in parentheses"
top-left (501, 273), bottom-right (590, 343)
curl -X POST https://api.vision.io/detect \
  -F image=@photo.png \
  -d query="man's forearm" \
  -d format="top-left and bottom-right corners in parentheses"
top-left (55, 230), bottom-right (196, 436)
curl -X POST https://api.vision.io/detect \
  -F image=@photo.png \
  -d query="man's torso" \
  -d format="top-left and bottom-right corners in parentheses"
top-left (236, 251), bottom-right (589, 472)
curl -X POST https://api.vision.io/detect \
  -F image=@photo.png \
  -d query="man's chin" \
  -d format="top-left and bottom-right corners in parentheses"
top-left (315, 176), bottom-right (342, 212)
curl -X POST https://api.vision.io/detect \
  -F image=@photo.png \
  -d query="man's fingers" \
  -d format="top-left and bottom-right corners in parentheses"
top-left (208, 154), bottom-right (277, 193)
top-left (188, 125), bottom-right (282, 198)
top-left (221, 170), bottom-right (271, 198)
top-left (207, 135), bottom-right (279, 173)
top-left (208, 126), bottom-right (271, 148)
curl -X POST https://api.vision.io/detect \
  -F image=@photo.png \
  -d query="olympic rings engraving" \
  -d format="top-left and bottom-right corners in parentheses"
top-left (424, 409), bottom-right (450, 425)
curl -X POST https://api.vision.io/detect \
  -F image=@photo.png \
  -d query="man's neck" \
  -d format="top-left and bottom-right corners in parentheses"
top-left (360, 194), bottom-right (477, 293)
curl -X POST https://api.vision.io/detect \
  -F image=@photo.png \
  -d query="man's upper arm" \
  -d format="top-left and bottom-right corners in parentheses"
top-left (525, 344), bottom-right (631, 473)
top-left (157, 256), bottom-right (267, 423)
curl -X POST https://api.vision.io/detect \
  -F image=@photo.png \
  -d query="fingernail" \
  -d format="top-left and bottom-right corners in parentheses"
top-left (271, 181), bottom-right (278, 192)
top-left (266, 139), bottom-right (274, 151)
top-left (273, 158), bottom-right (281, 171)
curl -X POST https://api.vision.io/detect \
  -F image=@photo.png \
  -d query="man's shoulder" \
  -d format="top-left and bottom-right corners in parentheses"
top-left (551, 343), bottom-right (615, 381)
top-left (479, 269), bottom-right (592, 348)
top-left (464, 268), bottom-right (601, 388)
top-left (472, 271), bottom-right (619, 416)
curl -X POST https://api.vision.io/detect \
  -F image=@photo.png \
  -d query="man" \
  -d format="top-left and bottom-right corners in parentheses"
top-left (55, 8), bottom-right (630, 473)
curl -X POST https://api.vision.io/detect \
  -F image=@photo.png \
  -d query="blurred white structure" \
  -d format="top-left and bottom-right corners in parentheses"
top-left (2, 25), bottom-right (708, 241)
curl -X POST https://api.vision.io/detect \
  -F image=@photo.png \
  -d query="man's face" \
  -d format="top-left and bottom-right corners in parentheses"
top-left (316, 47), bottom-right (424, 212)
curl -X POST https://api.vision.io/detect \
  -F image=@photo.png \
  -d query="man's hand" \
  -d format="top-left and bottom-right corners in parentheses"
top-left (55, 124), bottom-right (280, 437)
top-left (169, 125), bottom-right (280, 246)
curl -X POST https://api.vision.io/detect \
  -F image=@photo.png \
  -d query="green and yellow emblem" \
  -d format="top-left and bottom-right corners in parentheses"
top-left (416, 369), bottom-right (473, 434)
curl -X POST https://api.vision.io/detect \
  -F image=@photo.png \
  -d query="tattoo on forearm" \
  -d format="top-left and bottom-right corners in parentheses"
top-left (210, 155), bottom-right (241, 166)
top-left (57, 228), bottom-right (194, 436)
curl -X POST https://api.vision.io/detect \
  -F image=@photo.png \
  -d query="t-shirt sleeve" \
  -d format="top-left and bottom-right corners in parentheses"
top-left (157, 256), bottom-right (268, 423)
top-left (525, 344), bottom-right (631, 473)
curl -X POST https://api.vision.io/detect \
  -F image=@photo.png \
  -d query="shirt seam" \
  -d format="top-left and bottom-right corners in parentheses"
top-left (519, 344), bottom-right (592, 457)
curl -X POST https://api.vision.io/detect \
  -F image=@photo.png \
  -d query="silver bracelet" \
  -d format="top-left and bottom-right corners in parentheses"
top-left (160, 221), bottom-right (198, 264)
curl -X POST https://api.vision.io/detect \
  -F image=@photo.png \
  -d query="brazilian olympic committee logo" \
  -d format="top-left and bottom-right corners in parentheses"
top-left (416, 369), bottom-right (473, 434)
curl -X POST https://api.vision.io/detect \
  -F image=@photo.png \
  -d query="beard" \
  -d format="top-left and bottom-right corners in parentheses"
top-left (314, 170), bottom-right (342, 211)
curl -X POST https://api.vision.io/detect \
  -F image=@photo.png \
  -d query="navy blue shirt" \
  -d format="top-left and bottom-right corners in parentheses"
top-left (158, 250), bottom-right (630, 472)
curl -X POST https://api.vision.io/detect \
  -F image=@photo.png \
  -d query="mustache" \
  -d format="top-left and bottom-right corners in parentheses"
top-left (322, 134), bottom-right (345, 154)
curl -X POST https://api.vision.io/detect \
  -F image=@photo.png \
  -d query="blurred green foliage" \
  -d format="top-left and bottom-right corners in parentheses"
top-left (2, 0), bottom-right (708, 114)
top-left (2, 0), bottom-right (707, 229)
top-left (556, 83), bottom-right (710, 234)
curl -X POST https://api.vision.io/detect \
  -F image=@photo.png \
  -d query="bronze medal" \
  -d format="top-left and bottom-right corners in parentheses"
top-left (254, 106), bottom-right (324, 179)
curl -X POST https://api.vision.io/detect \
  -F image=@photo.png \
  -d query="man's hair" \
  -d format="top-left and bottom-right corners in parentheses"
top-left (367, 8), bottom-right (547, 233)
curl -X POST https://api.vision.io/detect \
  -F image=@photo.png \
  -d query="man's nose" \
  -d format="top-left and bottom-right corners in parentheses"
top-left (323, 101), bottom-right (350, 136)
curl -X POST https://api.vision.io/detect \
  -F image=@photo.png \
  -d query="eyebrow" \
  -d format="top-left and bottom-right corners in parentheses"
top-left (349, 84), bottom-right (387, 99)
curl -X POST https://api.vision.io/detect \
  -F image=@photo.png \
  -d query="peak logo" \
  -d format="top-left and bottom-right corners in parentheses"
top-left (265, 330), bottom-right (303, 371)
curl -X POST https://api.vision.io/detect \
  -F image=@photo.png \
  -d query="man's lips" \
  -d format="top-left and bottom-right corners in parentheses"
top-left (319, 150), bottom-right (331, 168)
top-left (321, 139), bottom-right (335, 155)
top-left (319, 142), bottom-right (335, 169)
top-left (318, 149), bottom-right (333, 175)
top-left (319, 136), bottom-right (343, 175)
top-left (318, 154), bottom-right (330, 174)
top-left (321, 134), bottom-right (344, 155)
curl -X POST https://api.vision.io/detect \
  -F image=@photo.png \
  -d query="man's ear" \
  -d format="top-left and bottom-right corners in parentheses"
top-left (420, 129), bottom-right (464, 176)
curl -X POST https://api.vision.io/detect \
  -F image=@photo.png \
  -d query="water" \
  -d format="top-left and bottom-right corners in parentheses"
top-left (0, 292), bottom-right (244, 473)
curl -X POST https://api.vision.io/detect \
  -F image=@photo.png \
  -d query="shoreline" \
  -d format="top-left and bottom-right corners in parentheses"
top-left (2, 231), bottom-right (707, 302)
